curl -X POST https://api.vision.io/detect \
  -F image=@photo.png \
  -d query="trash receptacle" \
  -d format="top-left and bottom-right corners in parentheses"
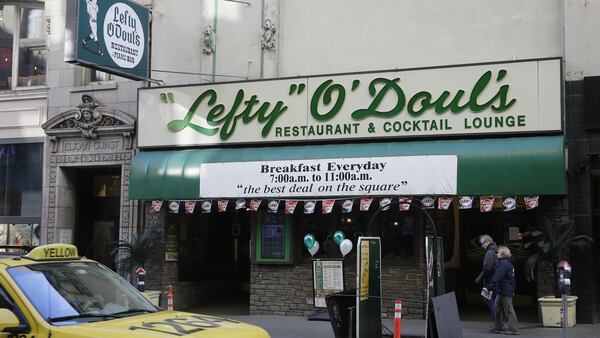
top-left (326, 289), bottom-right (357, 338)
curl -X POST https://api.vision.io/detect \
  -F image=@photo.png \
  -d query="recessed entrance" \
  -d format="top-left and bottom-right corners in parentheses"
top-left (74, 168), bottom-right (121, 269)
top-left (457, 208), bottom-right (538, 322)
top-left (175, 208), bottom-right (251, 313)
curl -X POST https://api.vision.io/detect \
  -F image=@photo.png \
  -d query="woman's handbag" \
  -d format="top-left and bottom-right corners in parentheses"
top-left (481, 287), bottom-right (493, 300)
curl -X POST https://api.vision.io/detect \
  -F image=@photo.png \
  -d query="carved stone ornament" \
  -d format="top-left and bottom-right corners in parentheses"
top-left (42, 95), bottom-right (136, 152)
top-left (261, 18), bottom-right (276, 50)
top-left (202, 25), bottom-right (216, 55)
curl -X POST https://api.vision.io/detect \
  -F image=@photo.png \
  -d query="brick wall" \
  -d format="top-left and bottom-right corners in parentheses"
top-left (250, 226), bottom-right (427, 319)
top-left (249, 262), bottom-right (426, 318)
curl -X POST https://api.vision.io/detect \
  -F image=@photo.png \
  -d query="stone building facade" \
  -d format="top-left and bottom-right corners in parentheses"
top-left (8, 0), bottom-right (596, 324)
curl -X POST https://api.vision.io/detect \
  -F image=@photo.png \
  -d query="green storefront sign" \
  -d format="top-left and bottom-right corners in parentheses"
top-left (65, 0), bottom-right (150, 80)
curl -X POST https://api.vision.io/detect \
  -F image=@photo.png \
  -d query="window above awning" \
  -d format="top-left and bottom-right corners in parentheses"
top-left (129, 136), bottom-right (566, 200)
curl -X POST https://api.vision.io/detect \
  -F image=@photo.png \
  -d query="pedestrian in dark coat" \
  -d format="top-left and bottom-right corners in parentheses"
top-left (490, 245), bottom-right (520, 335)
top-left (475, 234), bottom-right (498, 322)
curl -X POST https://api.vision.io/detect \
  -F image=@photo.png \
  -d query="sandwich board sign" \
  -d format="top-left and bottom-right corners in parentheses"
top-left (356, 237), bottom-right (382, 338)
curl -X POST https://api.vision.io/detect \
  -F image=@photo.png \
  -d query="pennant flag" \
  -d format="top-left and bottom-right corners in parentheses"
top-left (458, 196), bottom-right (473, 209)
top-left (341, 199), bottom-right (354, 213)
top-left (437, 196), bottom-right (452, 210)
top-left (150, 200), bottom-right (163, 213)
top-left (421, 196), bottom-right (435, 209)
top-left (480, 196), bottom-right (495, 212)
top-left (322, 199), bottom-right (335, 214)
top-left (217, 199), bottom-right (229, 212)
top-left (184, 201), bottom-right (196, 214)
top-left (285, 200), bottom-right (298, 214)
top-left (379, 197), bottom-right (391, 211)
top-left (168, 201), bottom-right (180, 214)
top-left (503, 196), bottom-right (516, 212)
top-left (399, 196), bottom-right (412, 211)
top-left (360, 198), bottom-right (373, 211)
top-left (235, 199), bottom-right (247, 210)
top-left (304, 200), bottom-right (316, 214)
top-left (200, 200), bottom-right (212, 213)
top-left (249, 199), bottom-right (262, 212)
top-left (268, 200), bottom-right (280, 213)
top-left (524, 196), bottom-right (540, 210)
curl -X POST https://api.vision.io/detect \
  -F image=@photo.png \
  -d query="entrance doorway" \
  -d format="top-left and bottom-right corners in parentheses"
top-left (176, 208), bottom-right (251, 313)
top-left (74, 168), bottom-right (121, 270)
top-left (458, 209), bottom-right (538, 321)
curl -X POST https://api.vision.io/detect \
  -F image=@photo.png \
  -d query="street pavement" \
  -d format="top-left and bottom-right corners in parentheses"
top-left (188, 308), bottom-right (600, 338)
top-left (222, 315), bottom-right (600, 338)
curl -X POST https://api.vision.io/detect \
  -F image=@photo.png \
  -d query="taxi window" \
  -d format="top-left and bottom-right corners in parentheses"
top-left (0, 284), bottom-right (14, 309)
top-left (7, 262), bottom-right (155, 324)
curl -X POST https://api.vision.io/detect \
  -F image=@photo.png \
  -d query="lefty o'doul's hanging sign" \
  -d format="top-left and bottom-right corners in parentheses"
top-left (137, 58), bottom-right (561, 147)
top-left (65, 0), bottom-right (150, 80)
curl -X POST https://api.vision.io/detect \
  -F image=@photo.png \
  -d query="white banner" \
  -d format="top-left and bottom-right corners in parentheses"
top-left (199, 155), bottom-right (457, 198)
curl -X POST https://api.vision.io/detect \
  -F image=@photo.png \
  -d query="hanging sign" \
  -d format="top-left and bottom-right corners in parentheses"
top-left (200, 155), bottom-right (457, 198)
top-left (304, 201), bottom-right (316, 214)
top-left (399, 196), bottom-right (412, 211)
top-left (458, 196), bottom-right (473, 209)
top-left (341, 199), bottom-right (354, 213)
top-left (322, 200), bottom-right (335, 214)
top-left (524, 195), bottom-right (540, 210)
top-left (64, 0), bottom-right (150, 80)
top-left (503, 196), bottom-right (517, 211)
top-left (249, 199), bottom-right (262, 211)
top-left (184, 200), bottom-right (196, 214)
top-left (285, 200), bottom-right (298, 214)
top-left (138, 59), bottom-right (561, 148)
top-left (200, 200), bottom-right (212, 213)
top-left (360, 198), bottom-right (373, 212)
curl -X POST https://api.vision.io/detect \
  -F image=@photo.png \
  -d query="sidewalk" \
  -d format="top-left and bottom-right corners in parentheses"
top-left (186, 301), bottom-right (600, 338)
top-left (191, 310), bottom-right (600, 338)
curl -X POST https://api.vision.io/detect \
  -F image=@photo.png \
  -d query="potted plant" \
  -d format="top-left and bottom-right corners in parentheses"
top-left (523, 220), bottom-right (593, 327)
top-left (111, 229), bottom-right (161, 306)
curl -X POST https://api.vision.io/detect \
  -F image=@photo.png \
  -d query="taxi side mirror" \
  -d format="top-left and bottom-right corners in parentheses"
top-left (0, 308), bottom-right (22, 333)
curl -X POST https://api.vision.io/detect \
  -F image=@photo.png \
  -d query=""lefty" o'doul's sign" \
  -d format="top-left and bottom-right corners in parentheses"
top-left (138, 58), bottom-right (561, 147)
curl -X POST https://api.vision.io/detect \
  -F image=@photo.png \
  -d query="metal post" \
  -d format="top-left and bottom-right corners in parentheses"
top-left (562, 293), bottom-right (568, 338)
top-left (394, 300), bottom-right (402, 338)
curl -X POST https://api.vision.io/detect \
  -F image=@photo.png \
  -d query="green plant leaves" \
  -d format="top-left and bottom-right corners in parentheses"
top-left (522, 221), bottom-right (594, 282)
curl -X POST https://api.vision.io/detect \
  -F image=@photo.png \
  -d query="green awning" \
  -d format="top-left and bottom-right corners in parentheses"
top-left (129, 136), bottom-right (566, 199)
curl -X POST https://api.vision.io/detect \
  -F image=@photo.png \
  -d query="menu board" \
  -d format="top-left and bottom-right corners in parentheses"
top-left (313, 259), bottom-right (344, 308)
top-left (165, 223), bottom-right (178, 261)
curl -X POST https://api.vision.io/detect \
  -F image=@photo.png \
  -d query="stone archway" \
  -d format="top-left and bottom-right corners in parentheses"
top-left (41, 95), bottom-right (137, 248)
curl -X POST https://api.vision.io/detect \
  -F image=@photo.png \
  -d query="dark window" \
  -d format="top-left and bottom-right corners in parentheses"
top-left (0, 143), bottom-right (42, 217)
top-left (0, 3), bottom-right (46, 90)
top-left (0, 5), bottom-right (15, 90)
top-left (17, 7), bottom-right (46, 87)
top-left (260, 214), bottom-right (285, 259)
top-left (296, 199), bottom-right (423, 265)
top-left (584, 76), bottom-right (600, 129)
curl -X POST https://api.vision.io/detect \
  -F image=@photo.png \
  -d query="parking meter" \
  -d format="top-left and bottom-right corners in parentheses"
top-left (557, 261), bottom-right (571, 337)
top-left (557, 261), bottom-right (572, 294)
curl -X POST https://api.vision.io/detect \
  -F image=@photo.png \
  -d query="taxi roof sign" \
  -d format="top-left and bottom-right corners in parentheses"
top-left (24, 244), bottom-right (80, 261)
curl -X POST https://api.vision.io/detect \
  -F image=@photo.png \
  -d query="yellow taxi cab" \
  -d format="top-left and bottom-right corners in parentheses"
top-left (0, 243), bottom-right (270, 338)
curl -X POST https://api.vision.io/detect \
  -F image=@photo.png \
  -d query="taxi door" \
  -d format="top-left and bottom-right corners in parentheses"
top-left (0, 273), bottom-right (41, 338)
